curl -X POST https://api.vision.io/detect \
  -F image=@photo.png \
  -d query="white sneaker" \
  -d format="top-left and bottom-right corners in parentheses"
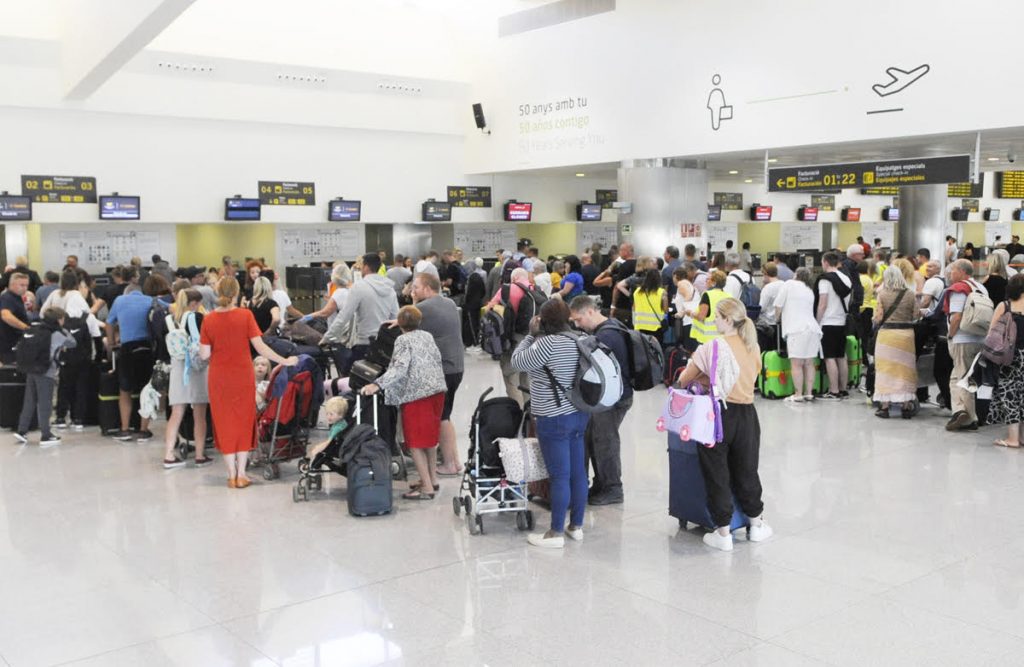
top-left (747, 520), bottom-right (774, 542)
top-left (783, 395), bottom-right (804, 404)
top-left (565, 526), bottom-right (584, 542)
top-left (702, 530), bottom-right (734, 552)
top-left (39, 435), bottom-right (62, 448)
top-left (12, 432), bottom-right (28, 444)
top-left (527, 532), bottom-right (565, 549)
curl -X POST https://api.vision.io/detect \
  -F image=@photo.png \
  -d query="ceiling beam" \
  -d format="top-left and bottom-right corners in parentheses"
top-left (62, 0), bottom-right (196, 100)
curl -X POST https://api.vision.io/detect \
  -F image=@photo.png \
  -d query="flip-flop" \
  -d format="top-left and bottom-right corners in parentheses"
top-left (402, 491), bottom-right (435, 500)
top-left (409, 481), bottom-right (440, 492)
top-left (436, 470), bottom-right (462, 477)
top-left (993, 439), bottom-right (1020, 448)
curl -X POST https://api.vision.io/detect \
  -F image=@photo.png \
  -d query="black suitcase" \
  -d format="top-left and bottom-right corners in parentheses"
top-left (98, 358), bottom-right (140, 434)
top-left (347, 394), bottom-right (394, 516)
top-left (668, 433), bottom-right (748, 532)
top-left (0, 366), bottom-right (31, 430)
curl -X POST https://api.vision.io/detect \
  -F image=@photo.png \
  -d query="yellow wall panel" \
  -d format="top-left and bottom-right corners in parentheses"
top-left (176, 224), bottom-right (277, 268)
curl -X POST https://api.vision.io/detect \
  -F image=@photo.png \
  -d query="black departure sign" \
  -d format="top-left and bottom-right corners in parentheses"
top-left (447, 185), bottom-right (491, 208)
top-left (259, 181), bottom-right (315, 206)
top-left (769, 155), bottom-right (971, 192)
top-left (810, 194), bottom-right (835, 211)
top-left (993, 171), bottom-right (1024, 199)
top-left (947, 174), bottom-right (983, 198)
top-left (714, 192), bottom-right (743, 210)
top-left (21, 175), bottom-right (97, 203)
top-left (962, 198), bottom-right (980, 213)
top-left (861, 186), bottom-right (900, 196)
top-left (596, 189), bottom-right (617, 209)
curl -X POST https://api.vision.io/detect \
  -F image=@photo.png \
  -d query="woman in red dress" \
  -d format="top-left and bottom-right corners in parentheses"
top-left (199, 277), bottom-right (297, 488)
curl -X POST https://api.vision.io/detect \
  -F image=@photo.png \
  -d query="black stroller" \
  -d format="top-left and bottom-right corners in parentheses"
top-left (453, 387), bottom-right (534, 534)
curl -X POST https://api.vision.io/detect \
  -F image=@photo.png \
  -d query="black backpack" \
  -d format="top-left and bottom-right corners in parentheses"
top-left (147, 297), bottom-right (170, 352)
top-left (601, 318), bottom-right (665, 391)
top-left (501, 282), bottom-right (547, 339)
top-left (15, 321), bottom-right (58, 375)
top-left (61, 314), bottom-right (92, 366)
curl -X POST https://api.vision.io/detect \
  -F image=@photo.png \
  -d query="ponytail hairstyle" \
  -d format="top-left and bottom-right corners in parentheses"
top-left (715, 297), bottom-right (758, 352)
top-left (641, 265), bottom-right (662, 293)
top-left (217, 276), bottom-right (240, 308)
top-left (174, 288), bottom-right (203, 324)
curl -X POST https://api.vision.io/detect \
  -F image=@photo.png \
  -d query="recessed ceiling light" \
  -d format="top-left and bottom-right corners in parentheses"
top-left (744, 178), bottom-right (753, 183)
top-left (988, 157), bottom-right (1000, 161)
top-left (575, 173), bottom-right (585, 177)
top-left (728, 170), bottom-right (739, 175)
top-left (767, 158), bottom-right (778, 163)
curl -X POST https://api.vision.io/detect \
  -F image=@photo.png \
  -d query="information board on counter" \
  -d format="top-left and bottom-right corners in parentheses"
top-left (447, 185), bottom-right (491, 208)
top-left (21, 175), bottom-right (97, 203)
top-left (259, 181), bottom-right (315, 205)
top-left (780, 223), bottom-right (820, 252)
top-left (713, 192), bottom-right (743, 210)
top-left (770, 155), bottom-right (970, 192)
top-left (810, 194), bottom-right (835, 211)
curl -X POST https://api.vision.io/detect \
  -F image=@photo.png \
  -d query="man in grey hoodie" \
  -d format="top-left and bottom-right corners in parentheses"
top-left (327, 253), bottom-right (399, 365)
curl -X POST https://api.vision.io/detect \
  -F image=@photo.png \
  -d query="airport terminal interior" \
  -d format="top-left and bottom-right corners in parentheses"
top-left (3, 1), bottom-right (1024, 665)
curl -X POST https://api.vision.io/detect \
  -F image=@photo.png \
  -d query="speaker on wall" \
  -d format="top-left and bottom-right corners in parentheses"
top-left (472, 103), bottom-right (487, 129)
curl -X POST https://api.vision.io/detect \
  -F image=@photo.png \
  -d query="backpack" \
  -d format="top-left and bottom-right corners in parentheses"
top-left (165, 314), bottom-right (189, 360)
top-left (502, 282), bottom-right (547, 339)
top-left (544, 332), bottom-right (623, 413)
top-left (959, 283), bottom-right (995, 337)
top-left (147, 298), bottom-right (170, 351)
top-left (60, 314), bottom-right (92, 366)
top-left (15, 321), bottom-right (57, 375)
top-left (732, 272), bottom-right (761, 320)
top-left (480, 308), bottom-right (509, 359)
top-left (982, 301), bottom-right (1018, 366)
top-left (607, 318), bottom-right (665, 391)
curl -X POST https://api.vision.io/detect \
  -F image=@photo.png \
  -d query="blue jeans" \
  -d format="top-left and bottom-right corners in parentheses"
top-left (535, 411), bottom-right (590, 532)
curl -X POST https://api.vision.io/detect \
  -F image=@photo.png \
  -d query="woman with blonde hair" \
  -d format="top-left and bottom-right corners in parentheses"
top-left (690, 269), bottom-right (729, 345)
top-left (983, 251), bottom-right (1009, 304)
top-left (872, 265), bottom-right (918, 419)
top-left (199, 277), bottom-right (298, 488)
top-left (247, 276), bottom-right (280, 335)
top-left (162, 288), bottom-right (211, 468)
top-left (677, 297), bottom-right (771, 551)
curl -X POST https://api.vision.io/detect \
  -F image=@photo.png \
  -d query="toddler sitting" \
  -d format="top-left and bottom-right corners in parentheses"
top-left (307, 396), bottom-right (350, 461)
top-left (254, 356), bottom-right (270, 409)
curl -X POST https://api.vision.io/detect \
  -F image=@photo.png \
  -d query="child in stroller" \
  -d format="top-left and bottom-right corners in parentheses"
top-left (293, 396), bottom-right (350, 501)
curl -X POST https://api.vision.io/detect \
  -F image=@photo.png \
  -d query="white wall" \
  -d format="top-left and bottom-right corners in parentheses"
top-left (467, 0), bottom-right (1024, 172)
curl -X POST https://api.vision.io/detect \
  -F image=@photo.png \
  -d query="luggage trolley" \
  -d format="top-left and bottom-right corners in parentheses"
top-left (453, 387), bottom-right (534, 535)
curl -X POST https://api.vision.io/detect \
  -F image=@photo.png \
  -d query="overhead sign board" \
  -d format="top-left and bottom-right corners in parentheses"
top-left (259, 181), bottom-right (315, 205)
top-left (810, 194), bottom-right (835, 211)
top-left (447, 185), bottom-right (491, 208)
top-left (21, 175), bottom-right (97, 203)
top-left (713, 192), bottom-right (743, 210)
top-left (994, 171), bottom-right (1024, 199)
top-left (768, 155), bottom-right (971, 192)
top-left (947, 174), bottom-right (983, 198)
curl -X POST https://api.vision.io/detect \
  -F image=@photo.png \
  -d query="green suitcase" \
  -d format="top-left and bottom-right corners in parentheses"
top-left (758, 350), bottom-right (794, 399)
top-left (846, 335), bottom-right (862, 388)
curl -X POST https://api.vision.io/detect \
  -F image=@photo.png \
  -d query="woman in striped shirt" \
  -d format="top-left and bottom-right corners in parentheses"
top-left (512, 299), bottom-right (588, 549)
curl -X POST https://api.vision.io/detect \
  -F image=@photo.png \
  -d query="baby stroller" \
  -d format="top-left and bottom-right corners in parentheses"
top-left (254, 361), bottom-right (321, 480)
top-left (453, 387), bottom-right (534, 535)
top-left (293, 393), bottom-right (408, 502)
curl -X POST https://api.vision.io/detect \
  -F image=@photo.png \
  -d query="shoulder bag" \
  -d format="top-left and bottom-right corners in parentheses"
top-left (656, 339), bottom-right (724, 447)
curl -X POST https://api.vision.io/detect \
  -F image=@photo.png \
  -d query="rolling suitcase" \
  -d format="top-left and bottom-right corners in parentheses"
top-left (664, 345), bottom-right (691, 386)
top-left (846, 335), bottom-right (863, 388)
top-left (758, 350), bottom-right (794, 399)
top-left (347, 394), bottom-right (393, 516)
top-left (668, 433), bottom-right (748, 532)
top-left (0, 366), bottom-right (37, 431)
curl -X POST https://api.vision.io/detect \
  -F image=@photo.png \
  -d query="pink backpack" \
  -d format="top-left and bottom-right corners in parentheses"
top-left (982, 301), bottom-right (1018, 366)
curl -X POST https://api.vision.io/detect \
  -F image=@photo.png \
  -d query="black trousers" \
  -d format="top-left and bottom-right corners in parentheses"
top-left (584, 396), bottom-right (632, 493)
top-left (56, 360), bottom-right (89, 424)
top-left (934, 338), bottom-right (953, 408)
top-left (860, 308), bottom-right (875, 393)
top-left (697, 402), bottom-right (764, 528)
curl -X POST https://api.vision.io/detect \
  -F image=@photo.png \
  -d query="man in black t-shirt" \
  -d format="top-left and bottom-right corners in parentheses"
top-left (580, 252), bottom-right (600, 295)
top-left (608, 243), bottom-right (636, 324)
top-left (0, 273), bottom-right (31, 364)
top-left (0, 257), bottom-right (41, 293)
top-left (441, 250), bottom-right (465, 299)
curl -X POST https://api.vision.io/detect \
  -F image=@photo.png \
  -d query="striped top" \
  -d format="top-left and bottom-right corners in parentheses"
top-left (511, 333), bottom-right (581, 417)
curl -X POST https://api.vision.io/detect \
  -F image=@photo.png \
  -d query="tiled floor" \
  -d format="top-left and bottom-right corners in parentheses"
top-left (2, 350), bottom-right (1023, 666)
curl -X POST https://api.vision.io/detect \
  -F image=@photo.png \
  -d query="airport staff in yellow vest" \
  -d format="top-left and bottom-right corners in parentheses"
top-left (690, 270), bottom-right (728, 344)
top-left (632, 269), bottom-right (668, 339)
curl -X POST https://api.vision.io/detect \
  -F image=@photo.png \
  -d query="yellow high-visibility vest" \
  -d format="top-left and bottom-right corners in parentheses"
top-left (633, 287), bottom-right (666, 332)
top-left (690, 288), bottom-right (726, 343)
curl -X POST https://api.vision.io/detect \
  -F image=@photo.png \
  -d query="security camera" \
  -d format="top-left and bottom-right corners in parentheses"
top-left (1009, 150), bottom-right (1017, 163)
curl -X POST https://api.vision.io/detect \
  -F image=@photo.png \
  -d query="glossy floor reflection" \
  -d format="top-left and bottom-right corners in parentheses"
top-left (2, 350), bottom-right (1024, 666)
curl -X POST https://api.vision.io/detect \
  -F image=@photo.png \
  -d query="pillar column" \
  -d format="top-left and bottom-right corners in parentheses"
top-left (617, 160), bottom-right (708, 258)
top-left (898, 184), bottom-right (948, 266)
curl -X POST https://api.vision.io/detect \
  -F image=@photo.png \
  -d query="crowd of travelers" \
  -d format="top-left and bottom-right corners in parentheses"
top-left (2, 231), bottom-right (1021, 550)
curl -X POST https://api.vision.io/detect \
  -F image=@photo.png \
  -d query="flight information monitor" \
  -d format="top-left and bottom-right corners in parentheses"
top-left (0, 195), bottom-right (31, 220)
top-left (225, 197), bottom-right (261, 221)
top-left (99, 196), bottom-right (140, 220)
top-left (329, 200), bottom-right (361, 221)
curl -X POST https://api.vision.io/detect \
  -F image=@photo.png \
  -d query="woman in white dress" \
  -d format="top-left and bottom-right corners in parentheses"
top-left (773, 267), bottom-right (822, 402)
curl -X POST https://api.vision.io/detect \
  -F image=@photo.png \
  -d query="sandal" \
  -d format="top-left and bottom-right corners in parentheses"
top-left (874, 407), bottom-right (890, 419)
top-left (402, 491), bottom-right (435, 500)
top-left (409, 481), bottom-right (440, 492)
top-left (994, 439), bottom-right (1021, 448)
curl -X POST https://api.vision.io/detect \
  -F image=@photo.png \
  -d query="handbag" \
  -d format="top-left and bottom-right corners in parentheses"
top-left (656, 339), bottom-right (724, 447)
top-left (497, 410), bottom-right (548, 482)
top-left (865, 288), bottom-right (906, 356)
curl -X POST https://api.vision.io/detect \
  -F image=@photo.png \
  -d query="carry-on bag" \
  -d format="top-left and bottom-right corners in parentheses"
top-left (667, 433), bottom-right (748, 532)
top-left (0, 366), bottom-right (30, 430)
top-left (663, 345), bottom-right (691, 386)
top-left (758, 350), bottom-right (795, 399)
top-left (846, 335), bottom-right (863, 388)
top-left (346, 393), bottom-right (393, 516)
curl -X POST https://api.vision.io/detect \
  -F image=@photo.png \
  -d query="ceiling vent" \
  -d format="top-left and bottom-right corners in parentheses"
top-left (376, 81), bottom-right (423, 95)
top-left (276, 73), bottom-right (328, 84)
top-left (156, 61), bottom-right (215, 73)
top-left (499, 0), bottom-right (615, 37)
